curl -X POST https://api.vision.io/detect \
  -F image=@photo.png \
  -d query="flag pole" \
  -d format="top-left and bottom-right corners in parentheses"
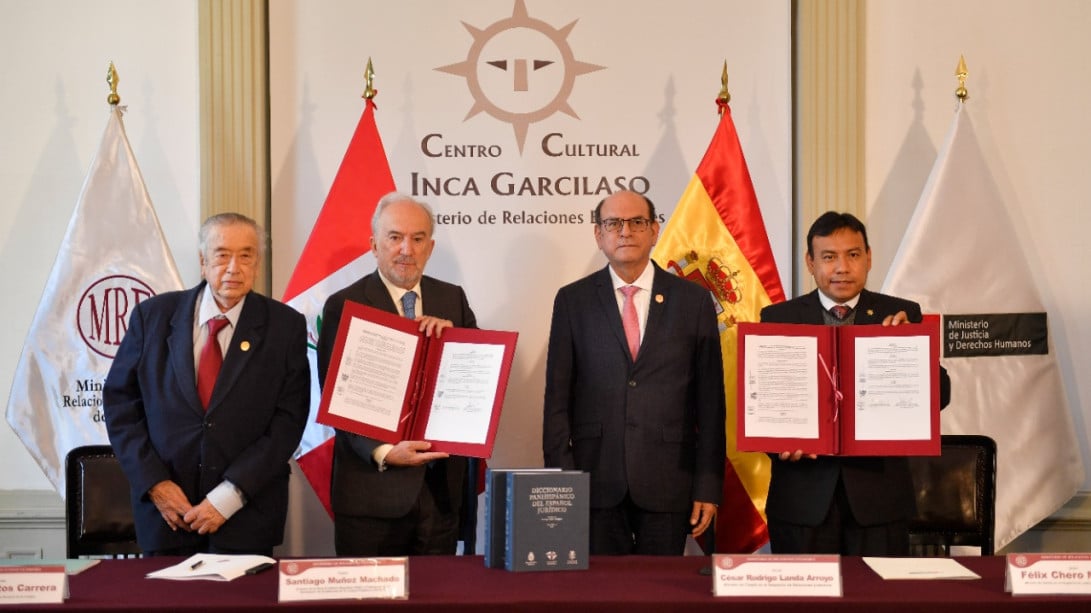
top-left (955, 55), bottom-right (969, 101)
top-left (106, 61), bottom-right (121, 106)
top-left (717, 60), bottom-right (731, 114)
top-left (363, 57), bottom-right (377, 101)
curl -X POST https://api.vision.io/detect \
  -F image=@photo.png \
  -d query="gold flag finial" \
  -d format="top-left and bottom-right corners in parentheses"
top-left (362, 57), bottom-right (377, 100)
top-left (955, 55), bottom-right (969, 101)
top-left (717, 60), bottom-right (731, 114)
top-left (106, 61), bottom-right (120, 106)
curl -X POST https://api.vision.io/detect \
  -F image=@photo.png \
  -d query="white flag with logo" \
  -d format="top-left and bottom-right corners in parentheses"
top-left (882, 102), bottom-right (1083, 549)
top-left (6, 106), bottom-right (183, 494)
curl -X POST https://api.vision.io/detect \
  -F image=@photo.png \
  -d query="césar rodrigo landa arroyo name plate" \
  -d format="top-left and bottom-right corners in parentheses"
top-left (712, 554), bottom-right (842, 597)
top-left (278, 558), bottom-right (407, 602)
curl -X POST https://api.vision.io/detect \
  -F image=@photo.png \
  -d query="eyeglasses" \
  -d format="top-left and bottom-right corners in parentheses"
top-left (598, 217), bottom-right (653, 233)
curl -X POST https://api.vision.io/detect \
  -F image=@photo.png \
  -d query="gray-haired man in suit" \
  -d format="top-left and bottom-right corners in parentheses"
top-left (317, 192), bottom-right (477, 556)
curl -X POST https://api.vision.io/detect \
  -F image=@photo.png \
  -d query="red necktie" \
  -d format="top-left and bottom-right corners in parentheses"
top-left (830, 304), bottom-right (852, 320)
top-left (197, 317), bottom-right (229, 409)
top-left (620, 285), bottom-right (641, 361)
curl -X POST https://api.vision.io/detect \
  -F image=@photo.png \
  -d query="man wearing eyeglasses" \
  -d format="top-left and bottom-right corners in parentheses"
top-left (543, 190), bottom-right (726, 555)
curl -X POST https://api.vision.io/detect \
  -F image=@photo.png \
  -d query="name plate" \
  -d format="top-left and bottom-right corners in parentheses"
top-left (1006, 553), bottom-right (1091, 595)
top-left (712, 554), bottom-right (842, 597)
top-left (0, 565), bottom-right (66, 605)
top-left (278, 558), bottom-right (408, 602)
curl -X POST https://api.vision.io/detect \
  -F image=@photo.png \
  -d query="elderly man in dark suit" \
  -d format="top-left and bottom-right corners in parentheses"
top-left (543, 190), bottom-right (726, 556)
top-left (761, 211), bottom-right (951, 556)
top-left (317, 192), bottom-right (477, 557)
top-left (104, 213), bottom-right (310, 556)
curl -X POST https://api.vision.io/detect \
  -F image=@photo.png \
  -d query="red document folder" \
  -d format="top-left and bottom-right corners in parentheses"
top-left (736, 320), bottom-right (940, 456)
top-left (316, 300), bottom-right (518, 458)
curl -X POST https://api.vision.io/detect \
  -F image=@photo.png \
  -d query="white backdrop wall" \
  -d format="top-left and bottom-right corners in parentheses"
top-left (268, 0), bottom-right (794, 474)
top-left (861, 0), bottom-right (1091, 492)
top-left (0, 0), bottom-right (200, 491)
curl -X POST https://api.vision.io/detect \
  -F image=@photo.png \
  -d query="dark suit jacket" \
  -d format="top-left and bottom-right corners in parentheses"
top-left (760, 289), bottom-right (950, 527)
top-left (103, 283), bottom-right (310, 552)
top-left (542, 263), bottom-right (726, 513)
top-left (316, 272), bottom-right (476, 519)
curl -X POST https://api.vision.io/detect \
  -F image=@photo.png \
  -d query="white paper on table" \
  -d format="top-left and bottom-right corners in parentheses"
top-left (853, 335), bottom-right (931, 441)
top-left (146, 554), bottom-right (276, 581)
top-left (742, 334), bottom-right (819, 439)
top-left (863, 556), bottom-right (980, 580)
top-left (423, 342), bottom-right (504, 444)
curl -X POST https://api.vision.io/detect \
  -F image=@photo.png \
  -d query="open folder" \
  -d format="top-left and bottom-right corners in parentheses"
top-left (736, 320), bottom-right (941, 456)
top-left (317, 300), bottom-right (518, 458)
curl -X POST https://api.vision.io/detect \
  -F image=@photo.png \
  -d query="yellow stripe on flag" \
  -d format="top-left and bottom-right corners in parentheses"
top-left (653, 103), bottom-right (784, 552)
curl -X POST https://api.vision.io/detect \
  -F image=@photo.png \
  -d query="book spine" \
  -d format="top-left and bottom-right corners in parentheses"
top-left (504, 472), bottom-right (516, 571)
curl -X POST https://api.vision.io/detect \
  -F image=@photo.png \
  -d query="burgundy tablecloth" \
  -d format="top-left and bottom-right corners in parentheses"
top-left (25, 555), bottom-right (1089, 612)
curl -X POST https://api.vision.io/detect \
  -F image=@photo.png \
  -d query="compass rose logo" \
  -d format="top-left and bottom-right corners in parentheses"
top-left (435, 0), bottom-right (605, 153)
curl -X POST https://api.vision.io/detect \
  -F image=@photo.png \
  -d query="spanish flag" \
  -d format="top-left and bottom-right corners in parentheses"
top-left (652, 101), bottom-right (785, 553)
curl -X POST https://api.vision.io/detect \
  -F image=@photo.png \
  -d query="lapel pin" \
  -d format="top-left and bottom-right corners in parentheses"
top-left (866, 309), bottom-right (874, 316)
top-left (655, 294), bottom-right (664, 304)
top-left (240, 341), bottom-right (251, 352)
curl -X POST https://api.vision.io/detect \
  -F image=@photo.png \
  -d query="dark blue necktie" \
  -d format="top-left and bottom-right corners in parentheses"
top-left (401, 291), bottom-right (417, 319)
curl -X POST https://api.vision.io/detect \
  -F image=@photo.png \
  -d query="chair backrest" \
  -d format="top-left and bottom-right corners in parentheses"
top-left (907, 434), bottom-right (996, 556)
top-left (65, 445), bottom-right (141, 558)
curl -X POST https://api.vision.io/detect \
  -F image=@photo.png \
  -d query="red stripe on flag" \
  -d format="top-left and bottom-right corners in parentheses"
top-left (696, 106), bottom-right (785, 304)
top-left (283, 99), bottom-right (395, 302)
top-left (715, 458), bottom-right (768, 553)
top-left (296, 437), bottom-right (335, 518)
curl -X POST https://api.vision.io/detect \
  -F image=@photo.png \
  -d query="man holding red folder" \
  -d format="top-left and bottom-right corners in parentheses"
top-left (317, 193), bottom-right (477, 556)
top-left (760, 212), bottom-right (951, 556)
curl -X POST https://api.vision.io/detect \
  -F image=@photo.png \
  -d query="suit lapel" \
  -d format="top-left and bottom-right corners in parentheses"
top-left (168, 284), bottom-right (205, 414)
top-left (206, 292), bottom-right (266, 413)
top-left (853, 290), bottom-right (883, 324)
top-left (419, 276), bottom-right (450, 319)
top-left (640, 265), bottom-right (671, 362)
top-left (362, 272), bottom-right (399, 314)
top-left (800, 290), bottom-right (828, 325)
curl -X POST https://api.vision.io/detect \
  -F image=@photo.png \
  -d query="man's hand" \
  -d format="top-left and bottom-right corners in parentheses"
top-left (183, 499), bottom-right (227, 535)
top-left (690, 501), bottom-right (717, 537)
top-left (148, 480), bottom-right (193, 532)
top-left (777, 450), bottom-right (819, 462)
top-left (882, 310), bottom-right (910, 326)
top-left (417, 316), bottom-right (454, 338)
top-left (383, 440), bottom-right (450, 467)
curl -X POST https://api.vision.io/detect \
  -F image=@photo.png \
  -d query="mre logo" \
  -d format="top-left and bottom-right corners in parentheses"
top-left (77, 275), bottom-right (155, 358)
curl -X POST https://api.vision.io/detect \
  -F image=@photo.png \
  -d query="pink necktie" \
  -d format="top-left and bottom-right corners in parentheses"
top-left (830, 304), bottom-right (852, 320)
top-left (197, 317), bottom-right (229, 409)
top-left (620, 285), bottom-right (640, 361)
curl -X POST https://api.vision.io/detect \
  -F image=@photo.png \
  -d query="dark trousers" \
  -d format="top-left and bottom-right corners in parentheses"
top-left (768, 477), bottom-right (909, 556)
top-left (590, 493), bottom-right (690, 556)
top-left (334, 471), bottom-right (459, 557)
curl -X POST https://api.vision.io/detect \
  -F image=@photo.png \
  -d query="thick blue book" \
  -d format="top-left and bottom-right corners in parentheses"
top-left (504, 470), bottom-right (589, 572)
top-left (483, 468), bottom-right (559, 569)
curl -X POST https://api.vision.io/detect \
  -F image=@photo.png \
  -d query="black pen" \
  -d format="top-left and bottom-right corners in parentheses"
top-left (245, 562), bottom-right (275, 575)
top-left (190, 560), bottom-right (204, 571)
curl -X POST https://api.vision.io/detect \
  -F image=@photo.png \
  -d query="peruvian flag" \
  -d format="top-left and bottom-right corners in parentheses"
top-left (283, 98), bottom-right (394, 514)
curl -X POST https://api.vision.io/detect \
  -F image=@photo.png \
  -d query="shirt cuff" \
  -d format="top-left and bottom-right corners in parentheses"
top-left (206, 480), bottom-right (246, 520)
top-left (373, 444), bottom-right (395, 471)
